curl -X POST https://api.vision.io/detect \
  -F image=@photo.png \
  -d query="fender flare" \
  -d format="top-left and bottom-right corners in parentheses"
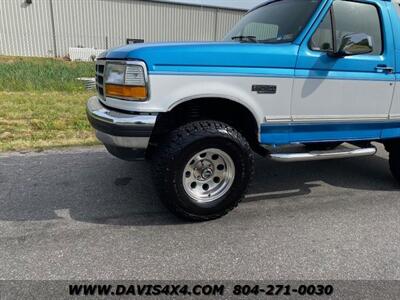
top-left (167, 94), bottom-right (263, 126)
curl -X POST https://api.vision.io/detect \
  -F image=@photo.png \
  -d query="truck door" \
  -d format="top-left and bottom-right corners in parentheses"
top-left (292, 0), bottom-right (395, 128)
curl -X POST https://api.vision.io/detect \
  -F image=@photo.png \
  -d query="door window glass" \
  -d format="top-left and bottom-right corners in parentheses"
top-left (310, 0), bottom-right (383, 55)
top-left (310, 11), bottom-right (333, 51)
top-left (334, 1), bottom-right (382, 55)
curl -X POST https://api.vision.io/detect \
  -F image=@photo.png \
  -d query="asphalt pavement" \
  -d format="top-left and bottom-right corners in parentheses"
top-left (0, 144), bottom-right (399, 280)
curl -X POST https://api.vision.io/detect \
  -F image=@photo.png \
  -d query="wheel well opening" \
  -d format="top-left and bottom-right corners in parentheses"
top-left (151, 98), bottom-right (262, 154)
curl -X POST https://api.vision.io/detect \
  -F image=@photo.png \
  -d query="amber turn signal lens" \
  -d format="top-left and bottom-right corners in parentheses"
top-left (105, 84), bottom-right (147, 101)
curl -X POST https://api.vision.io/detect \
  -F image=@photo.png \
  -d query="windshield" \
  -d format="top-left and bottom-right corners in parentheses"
top-left (225, 0), bottom-right (321, 44)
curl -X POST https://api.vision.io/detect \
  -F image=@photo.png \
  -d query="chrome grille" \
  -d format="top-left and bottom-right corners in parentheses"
top-left (95, 60), bottom-right (106, 100)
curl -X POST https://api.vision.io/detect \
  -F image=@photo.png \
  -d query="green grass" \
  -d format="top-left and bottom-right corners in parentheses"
top-left (0, 91), bottom-right (98, 152)
top-left (0, 56), bottom-right (99, 152)
top-left (0, 56), bottom-right (95, 92)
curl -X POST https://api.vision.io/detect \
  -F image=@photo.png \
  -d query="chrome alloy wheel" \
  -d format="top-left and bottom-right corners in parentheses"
top-left (182, 148), bottom-right (235, 204)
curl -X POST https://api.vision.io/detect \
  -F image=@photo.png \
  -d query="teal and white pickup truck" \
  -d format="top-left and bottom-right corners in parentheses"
top-left (87, 0), bottom-right (400, 220)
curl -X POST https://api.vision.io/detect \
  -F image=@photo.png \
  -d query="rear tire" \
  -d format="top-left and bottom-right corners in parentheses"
top-left (152, 120), bottom-right (254, 221)
top-left (389, 145), bottom-right (400, 184)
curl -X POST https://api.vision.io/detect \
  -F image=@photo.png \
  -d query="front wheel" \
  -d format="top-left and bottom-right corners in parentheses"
top-left (152, 121), bottom-right (254, 221)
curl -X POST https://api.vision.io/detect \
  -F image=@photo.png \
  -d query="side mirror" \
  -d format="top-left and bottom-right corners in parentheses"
top-left (330, 33), bottom-right (373, 57)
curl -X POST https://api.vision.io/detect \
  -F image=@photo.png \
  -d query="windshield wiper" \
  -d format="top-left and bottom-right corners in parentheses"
top-left (257, 36), bottom-right (293, 44)
top-left (231, 35), bottom-right (258, 43)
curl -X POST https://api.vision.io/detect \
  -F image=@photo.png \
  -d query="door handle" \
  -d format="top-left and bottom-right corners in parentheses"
top-left (375, 65), bottom-right (394, 73)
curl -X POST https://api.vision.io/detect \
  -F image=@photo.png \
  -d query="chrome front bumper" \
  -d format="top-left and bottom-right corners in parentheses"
top-left (86, 96), bottom-right (157, 149)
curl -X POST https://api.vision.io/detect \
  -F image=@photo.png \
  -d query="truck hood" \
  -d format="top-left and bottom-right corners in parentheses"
top-left (99, 42), bottom-right (299, 73)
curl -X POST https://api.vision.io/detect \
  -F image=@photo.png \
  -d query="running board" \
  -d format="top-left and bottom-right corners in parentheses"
top-left (269, 147), bottom-right (377, 162)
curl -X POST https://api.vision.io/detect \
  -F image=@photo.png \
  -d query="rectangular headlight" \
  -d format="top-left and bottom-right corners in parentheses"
top-left (105, 63), bottom-right (126, 85)
top-left (104, 62), bottom-right (148, 101)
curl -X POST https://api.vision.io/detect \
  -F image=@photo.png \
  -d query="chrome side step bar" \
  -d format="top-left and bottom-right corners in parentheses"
top-left (269, 147), bottom-right (377, 162)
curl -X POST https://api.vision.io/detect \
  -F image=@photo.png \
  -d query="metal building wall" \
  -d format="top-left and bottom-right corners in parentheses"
top-left (0, 0), bottom-right (245, 57)
top-left (0, 1), bottom-right (55, 57)
top-left (215, 9), bottom-right (244, 41)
